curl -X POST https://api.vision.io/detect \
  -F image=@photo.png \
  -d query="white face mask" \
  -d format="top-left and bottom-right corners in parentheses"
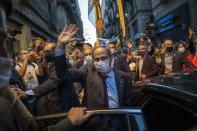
top-left (110, 49), bottom-right (116, 55)
top-left (178, 47), bottom-right (185, 53)
top-left (85, 56), bottom-right (93, 63)
top-left (94, 60), bottom-right (110, 74)
top-left (0, 56), bottom-right (11, 89)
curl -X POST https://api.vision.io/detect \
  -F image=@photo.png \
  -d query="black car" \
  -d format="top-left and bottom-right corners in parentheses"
top-left (35, 70), bottom-right (197, 131)
top-left (132, 70), bottom-right (197, 131)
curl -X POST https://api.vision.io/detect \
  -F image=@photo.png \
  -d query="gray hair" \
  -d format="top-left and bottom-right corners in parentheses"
top-left (92, 45), bottom-right (112, 59)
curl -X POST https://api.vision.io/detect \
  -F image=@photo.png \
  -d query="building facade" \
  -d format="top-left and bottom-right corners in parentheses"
top-left (7, 0), bottom-right (83, 55)
top-left (152, 0), bottom-right (197, 44)
top-left (101, 0), bottom-right (153, 47)
top-left (101, 0), bottom-right (197, 47)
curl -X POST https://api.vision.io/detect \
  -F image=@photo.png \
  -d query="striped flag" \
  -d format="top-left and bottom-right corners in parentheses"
top-left (117, 0), bottom-right (126, 41)
top-left (95, 0), bottom-right (103, 36)
top-left (98, 38), bottom-right (120, 48)
top-left (88, 0), bottom-right (103, 37)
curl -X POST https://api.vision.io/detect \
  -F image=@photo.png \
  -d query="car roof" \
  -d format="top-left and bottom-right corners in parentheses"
top-left (142, 70), bottom-right (197, 106)
top-left (154, 70), bottom-right (197, 94)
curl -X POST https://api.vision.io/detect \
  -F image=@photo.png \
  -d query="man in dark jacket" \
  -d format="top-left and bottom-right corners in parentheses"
top-left (55, 25), bottom-right (132, 109)
top-left (55, 47), bottom-right (132, 109)
top-left (135, 43), bottom-right (159, 80)
top-left (108, 42), bottom-right (131, 74)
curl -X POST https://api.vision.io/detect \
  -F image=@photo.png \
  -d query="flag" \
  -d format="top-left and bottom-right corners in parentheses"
top-left (95, 0), bottom-right (103, 36)
top-left (88, 0), bottom-right (103, 37)
top-left (98, 38), bottom-right (120, 47)
top-left (117, 0), bottom-right (126, 41)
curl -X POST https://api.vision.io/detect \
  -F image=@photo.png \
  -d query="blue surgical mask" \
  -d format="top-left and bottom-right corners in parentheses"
top-left (94, 60), bottom-right (110, 74)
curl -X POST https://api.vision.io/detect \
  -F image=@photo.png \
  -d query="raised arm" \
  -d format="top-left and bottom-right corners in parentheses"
top-left (16, 52), bottom-right (33, 77)
top-left (55, 24), bottom-right (87, 82)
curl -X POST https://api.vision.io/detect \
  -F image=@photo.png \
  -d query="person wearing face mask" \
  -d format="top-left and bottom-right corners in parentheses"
top-left (176, 43), bottom-right (186, 54)
top-left (160, 40), bottom-right (193, 74)
top-left (175, 43), bottom-right (195, 70)
top-left (107, 42), bottom-right (131, 75)
top-left (15, 50), bottom-right (41, 91)
top-left (135, 44), bottom-right (159, 80)
top-left (17, 43), bottom-right (80, 113)
top-left (54, 25), bottom-right (132, 110)
top-left (73, 47), bottom-right (93, 106)
top-left (75, 47), bottom-right (93, 69)
top-left (84, 47), bottom-right (93, 65)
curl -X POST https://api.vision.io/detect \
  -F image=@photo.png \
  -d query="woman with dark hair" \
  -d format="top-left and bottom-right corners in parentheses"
top-left (175, 42), bottom-right (189, 55)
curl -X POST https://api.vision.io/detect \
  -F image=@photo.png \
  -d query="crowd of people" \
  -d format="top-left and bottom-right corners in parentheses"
top-left (1, 0), bottom-right (197, 131)
top-left (124, 28), bottom-right (197, 80)
top-left (7, 24), bottom-right (197, 127)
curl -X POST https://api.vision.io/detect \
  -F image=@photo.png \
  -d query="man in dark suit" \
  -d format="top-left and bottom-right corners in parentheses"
top-left (160, 39), bottom-right (194, 74)
top-left (0, 2), bottom-right (93, 130)
top-left (55, 26), bottom-right (132, 109)
top-left (135, 43), bottom-right (159, 80)
top-left (55, 46), bottom-right (132, 108)
top-left (108, 42), bottom-right (131, 74)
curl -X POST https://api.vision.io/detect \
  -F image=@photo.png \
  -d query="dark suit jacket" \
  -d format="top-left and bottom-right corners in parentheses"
top-left (55, 55), bottom-right (132, 109)
top-left (136, 55), bottom-right (159, 79)
top-left (0, 87), bottom-right (75, 131)
top-left (113, 54), bottom-right (131, 74)
top-left (160, 52), bottom-right (194, 74)
top-left (32, 62), bottom-right (79, 112)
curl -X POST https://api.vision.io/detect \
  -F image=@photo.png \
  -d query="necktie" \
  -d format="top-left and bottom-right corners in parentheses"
top-left (102, 76), bottom-right (109, 108)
